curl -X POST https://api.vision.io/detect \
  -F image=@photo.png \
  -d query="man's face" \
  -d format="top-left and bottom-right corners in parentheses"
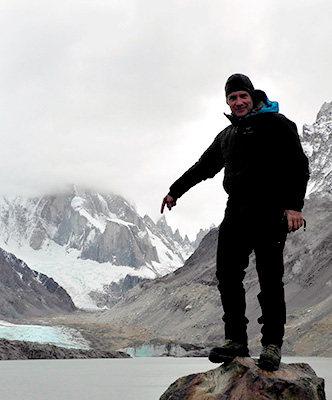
top-left (227, 90), bottom-right (254, 117)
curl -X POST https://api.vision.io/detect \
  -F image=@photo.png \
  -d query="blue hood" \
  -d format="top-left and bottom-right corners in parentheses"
top-left (252, 97), bottom-right (279, 115)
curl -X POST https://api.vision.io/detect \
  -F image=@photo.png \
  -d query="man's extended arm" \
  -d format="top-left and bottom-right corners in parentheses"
top-left (161, 134), bottom-right (225, 213)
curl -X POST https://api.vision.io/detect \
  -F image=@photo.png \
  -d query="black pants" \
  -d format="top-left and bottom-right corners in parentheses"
top-left (216, 209), bottom-right (287, 347)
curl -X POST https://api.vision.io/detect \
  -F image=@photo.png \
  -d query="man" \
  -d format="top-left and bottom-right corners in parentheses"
top-left (161, 74), bottom-right (309, 371)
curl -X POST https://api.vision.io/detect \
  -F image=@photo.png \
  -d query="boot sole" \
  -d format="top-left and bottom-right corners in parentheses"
top-left (209, 353), bottom-right (235, 364)
top-left (257, 357), bottom-right (280, 371)
top-left (209, 348), bottom-right (250, 364)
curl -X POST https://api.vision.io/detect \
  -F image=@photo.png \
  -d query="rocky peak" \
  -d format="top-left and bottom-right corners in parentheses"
top-left (193, 225), bottom-right (215, 249)
top-left (156, 216), bottom-right (175, 239)
top-left (316, 101), bottom-right (332, 121)
top-left (173, 229), bottom-right (183, 244)
top-left (302, 101), bottom-right (332, 197)
top-left (145, 215), bottom-right (195, 264)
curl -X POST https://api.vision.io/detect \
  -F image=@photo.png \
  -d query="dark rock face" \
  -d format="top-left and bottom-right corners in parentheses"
top-left (0, 248), bottom-right (76, 319)
top-left (160, 357), bottom-right (326, 400)
top-left (0, 338), bottom-right (130, 360)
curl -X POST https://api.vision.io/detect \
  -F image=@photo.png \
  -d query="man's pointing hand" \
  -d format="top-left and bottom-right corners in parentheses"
top-left (161, 194), bottom-right (177, 213)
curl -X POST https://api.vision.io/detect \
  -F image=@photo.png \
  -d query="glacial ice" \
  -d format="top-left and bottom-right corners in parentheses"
top-left (0, 320), bottom-right (90, 349)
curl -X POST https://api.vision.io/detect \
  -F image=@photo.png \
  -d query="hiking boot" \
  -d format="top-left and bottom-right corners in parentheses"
top-left (258, 344), bottom-right (281, 371)
top-left (209, 339), bottom-right (250, 364)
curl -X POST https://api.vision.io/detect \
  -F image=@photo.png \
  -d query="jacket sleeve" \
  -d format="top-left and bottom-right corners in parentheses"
top-left (277, 115), bottom-right (310, 211)
top-left (168, 134), bottom-right (225, 200)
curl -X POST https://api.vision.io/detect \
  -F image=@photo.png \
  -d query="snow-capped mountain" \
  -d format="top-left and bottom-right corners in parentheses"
top-left (0, 186), bottom-right (198, 310)
top-left (302, 101), bottom-right (332, 197)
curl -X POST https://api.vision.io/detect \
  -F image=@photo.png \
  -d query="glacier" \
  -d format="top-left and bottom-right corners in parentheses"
top-left (0, 320), bottom-right (90, 350)
top-left (0, 239), bottom-right (157, 310)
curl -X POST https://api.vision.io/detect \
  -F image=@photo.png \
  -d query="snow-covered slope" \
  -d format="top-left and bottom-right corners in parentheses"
top-left (302, 101), bottom-right (332, 197)
top-left (0, 186), bottom-right (197, 309)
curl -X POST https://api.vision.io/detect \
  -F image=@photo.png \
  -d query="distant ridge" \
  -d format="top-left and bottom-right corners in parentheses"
top-left (0, 186), bottom-right (207, 309)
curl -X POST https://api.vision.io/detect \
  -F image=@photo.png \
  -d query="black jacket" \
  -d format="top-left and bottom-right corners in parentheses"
top-left (169, 112), bottom-right (309, 212)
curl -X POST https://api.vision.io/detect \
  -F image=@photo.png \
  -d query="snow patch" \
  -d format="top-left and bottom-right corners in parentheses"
top-left (106, 217), bottom-right (135, 228)
top-left (302, 142), bottom-right (313, 158)
top-left (138, 231), bottom-right (147, 239)
top-left (71, 196), bottom-right (85, 210)
top-left (78, 209), bottom-right (107, 233)
top-left (15, 270), bottom-right (24, 280)
top-left (71, 196), bottom-right (107, 233)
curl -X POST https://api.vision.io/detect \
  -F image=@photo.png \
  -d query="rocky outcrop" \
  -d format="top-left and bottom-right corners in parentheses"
top-left (160, 357), bottom-right (326, 400)
top-left (0, 338), bottom-right (130, 360)
top-left (0, 248), bottom-right (76, 319)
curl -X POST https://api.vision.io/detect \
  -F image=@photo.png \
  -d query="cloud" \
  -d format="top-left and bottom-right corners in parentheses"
top-left (0, 0), bottom-right (330, 238)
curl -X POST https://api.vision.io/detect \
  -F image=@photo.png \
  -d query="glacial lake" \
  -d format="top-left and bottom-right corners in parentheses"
top-left (0, 357), bottom-right (331, 400)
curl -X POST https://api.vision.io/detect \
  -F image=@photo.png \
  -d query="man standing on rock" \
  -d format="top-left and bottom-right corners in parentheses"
top-left (161, 74), bottom-right (309, 371)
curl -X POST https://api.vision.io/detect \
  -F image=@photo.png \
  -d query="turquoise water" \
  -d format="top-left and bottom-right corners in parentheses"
top-left (0, 357), bottom-right (330, 400)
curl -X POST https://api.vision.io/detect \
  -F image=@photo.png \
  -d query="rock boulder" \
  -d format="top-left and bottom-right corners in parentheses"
top-left (160, 357), bottom-right (326, 400)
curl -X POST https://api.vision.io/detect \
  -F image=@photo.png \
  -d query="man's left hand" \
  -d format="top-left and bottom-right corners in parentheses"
top-left (285, 210), bottom-right (303, 232)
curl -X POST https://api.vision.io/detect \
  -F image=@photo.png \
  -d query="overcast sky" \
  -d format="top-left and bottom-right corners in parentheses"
top-left (0, 0), bottom-right (331, 239)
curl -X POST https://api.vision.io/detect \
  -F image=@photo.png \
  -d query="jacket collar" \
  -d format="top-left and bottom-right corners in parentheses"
top-left (224, 91), bottom-right (279, 125)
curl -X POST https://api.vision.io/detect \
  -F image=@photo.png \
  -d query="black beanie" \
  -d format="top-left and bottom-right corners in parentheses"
top-left (225, 74), bottom-right (255, 97)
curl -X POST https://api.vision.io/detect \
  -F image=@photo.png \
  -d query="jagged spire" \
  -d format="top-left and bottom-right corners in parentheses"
top-left (302, 101), bottom-right (332, 197)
